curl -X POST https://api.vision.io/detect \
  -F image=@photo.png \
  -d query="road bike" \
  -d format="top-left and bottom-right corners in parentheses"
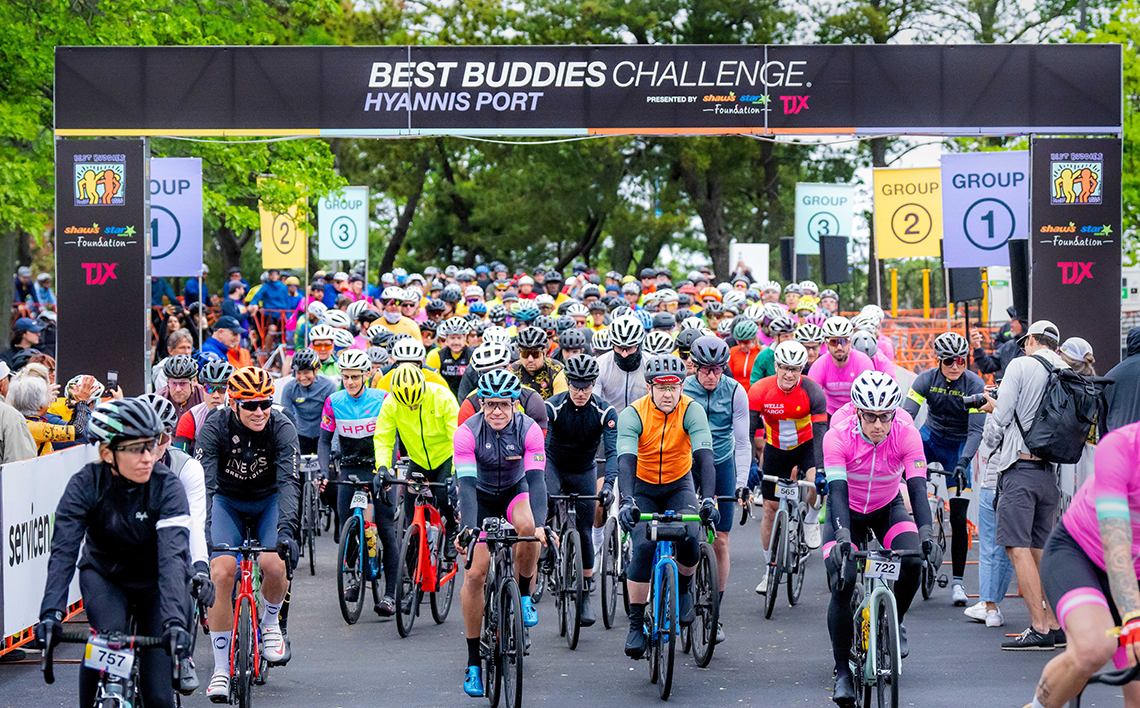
top-left (41, 624), bottom-right (180, 708)
top-left (388, 472), bottom-right (458, 637)
top-left (547, 491), bottom-right (604, 650)
top-left (920, 463), bottom-right (951, 599)
top-left (299, 454), bottom-right (321, 576)
top-left (680, 495), bottom-right (740, 666)
top-left (464, 517), bottom-right (537, 708)
top-left (760, 476), bottom-right (816, 619)
top-left (328, 476), bottom-right (382, 624)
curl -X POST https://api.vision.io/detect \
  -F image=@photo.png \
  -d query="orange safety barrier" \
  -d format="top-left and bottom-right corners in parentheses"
top-left (1, 600), bottom-right (84, 658)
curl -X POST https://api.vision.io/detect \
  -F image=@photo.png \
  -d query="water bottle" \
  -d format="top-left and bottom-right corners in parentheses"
top-left (427, 523), bottom-right (439, 558)
top-left (365, 524), bottom-right (379, 559)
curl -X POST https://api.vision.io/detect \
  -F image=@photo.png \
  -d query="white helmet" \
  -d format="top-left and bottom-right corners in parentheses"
top-left (391, 338), bottom-right (426, 363)
top-left (852, 330), bottom-right (879, 359)
top-left (799, 280), bottom-right (819, 295)
top-left (761, 280), bottom-right (782, 294)
top-left (860, 304), bottom-right (886, 322)
top-left (308, 323), bottom-right (337, 343)
top-left (657, 289), bottom-right (679, 303)
top-left (331, 329), bottom-right (355, 350)
top-left (643, 330), bottom-right (676, 355)
top-left (323, 309), bottom-right (352, 329)
top-left (933, 332), bottom-right (968, 360)
top-left (402, 288), bottom-right (421, 302)
top-left (699, 327), bottom-right (716, 338)
top-left (381, 286), bottom-right (404, 301)
top-left (591, 328), bottom-right (611, 352)
top-left (850, 370), bottom-right (902, 412)
top-left (471, 342), bottom-right (512, 372)
top-left (464, 285), bottom-right (484, 299)
top-left (535, 294), bottom-right (555, 307)
top-left (482, 326), bottom-right (512, 345)
top-left (307, 301), bottom-right (328, 318)
top-left (347, 300), bottom-right (377, 323)
top-left (794, 323), bottom-right (825, 344)
top-left (851, 313), bottom-right (879, 333)
top-left (439, 317), bottom-right (472, 336)
top-left (762, 303), bottom-right (787, 322)
top-left (609, 315), bottom-right (646, 348)
top-left (722, 291), bottom-right (746, 311)
top-left (822, 316), bottom-right (854, 339)
top-left (679, 317), bottom-right (704, 332)
top-left (337, 349), bottom-right (371, 372)
top-left (743, 304), bottom-right (765, 322)
top-left (773, 340), bottom-right (809, 369)
top-left (566, 302), bottom-right (589, 317)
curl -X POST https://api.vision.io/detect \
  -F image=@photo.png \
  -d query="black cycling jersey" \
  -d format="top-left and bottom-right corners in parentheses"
top-left (41, 461), bottom-right (191, 630)
top-left (434, 346), bottom-right (473, 396)
top-left (901, 367), bottom-right (986, 458)
top-left (544, 391), bottom-right (618, 480)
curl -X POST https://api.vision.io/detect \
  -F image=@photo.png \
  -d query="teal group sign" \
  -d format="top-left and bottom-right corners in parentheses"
top-left (794, 183), bottom-right (854, 255)
top-left (318, 186), bottom-right (369, 261)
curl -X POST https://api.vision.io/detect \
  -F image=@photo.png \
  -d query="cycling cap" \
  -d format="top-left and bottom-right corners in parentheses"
top-left (478, 369), bottom-right (522, 400)
top-left (643, 354), bottom-right (687, 385)
top-left (337, 349), bottom-right (371, 372)
top-left (390, 364), bottom-right (427, 407)
top-left (850, 370), bottom-right (902, 412)
top-left (690, 335), bottom-right (730, 368)
top-left (773, 341), bottom-right (809, 369)
top-left (228, 367), bottom-right (275, 400)
top-left (933, 331), bottom-right (968, 359)
top-left (89, 397), bottom-right (164, 445)
top-left (163, 354), bottom-right (198, 380)
top-left (822, 316), bottom-right (854, 339)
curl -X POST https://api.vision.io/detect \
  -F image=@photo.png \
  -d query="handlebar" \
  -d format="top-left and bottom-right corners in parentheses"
top-left (851, 549), bottom-right (924, 559)
top-left (549, 493), bottom-right (605, 502)
top-left (41, 627), bottom-right (170, 686)
top-left (761, 475), bottom-right (816, 488)
top-left (1085, 663), bottom-right (1140, 687)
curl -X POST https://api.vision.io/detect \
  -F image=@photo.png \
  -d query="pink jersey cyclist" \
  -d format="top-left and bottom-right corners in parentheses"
top-left (822, 406), bottom-right (928, 516)
top-left (1061, 425), bottom-right (1140, 576)
top-left (808, 349), bottom-right (876, 415)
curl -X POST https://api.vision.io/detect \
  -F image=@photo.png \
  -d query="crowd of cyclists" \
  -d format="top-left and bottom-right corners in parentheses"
top-left (20, 260), bottom-right (1140, 708)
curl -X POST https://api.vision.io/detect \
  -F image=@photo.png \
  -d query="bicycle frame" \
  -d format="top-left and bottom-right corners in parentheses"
top-left (232, 548), bottom-right (264, 682)
top-left (329, 479), bottom-right (380, 584)
top-left (396, 476), bottom-right (456, 593)
top-left (860, 576), bottom-right (901, 681)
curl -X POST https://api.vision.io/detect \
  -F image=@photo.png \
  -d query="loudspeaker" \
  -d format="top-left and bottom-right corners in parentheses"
top-left (796, 255), bottom-right (809, 281)
top-left (1008, 239), bottom-right (1029, 321)
top-left (780, 237), bottom-right (794, 281)
top-left (947, 267), bottom-right (983, 303)
top-left (819, 236), bottom-right (851, 284)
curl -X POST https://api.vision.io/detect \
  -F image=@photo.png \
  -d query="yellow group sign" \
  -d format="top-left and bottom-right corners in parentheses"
top-left (258, 177), bottom-right (307, 269)
top-left (873, 167), bottom-right (943, 259)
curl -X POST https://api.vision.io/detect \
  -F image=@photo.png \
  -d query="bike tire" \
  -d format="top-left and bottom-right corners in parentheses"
top-left (621, 530), bottom-right (633, 618)
top-left (564, 530), bottom-right (584, 650)
top-left (501, 579), bottom-right (526, 708)
top-left (484, 584), bottom-right (502, 708)
top-left (336, 516), bottom-right (366, 625)
top-left (308, 484), bottom-right (319, 575)
top-left (600, 517), bottom-right (619, 630)
top-left (691, 542), bottom-right (720, 667)
top-left (236, 596), bottom-right (254, 708)
top-left (764, 512), bottom-right (785, 620)
top-left (875, 594), bottom-right (900, 708)
top-left (395, 525), bottom-right (420, 637)
top-left (920, 559), bottom-right (935, 600)
top-left (788, 521), bottom-right (807, 607)
top-left (431, 544), bottom-right (456, 624)
top-left (648, 573), bottom-right (659, 685)
top-left (533, 542), bottom-right (551, 604)
top-left (658, 564), bottom-right (677, 701)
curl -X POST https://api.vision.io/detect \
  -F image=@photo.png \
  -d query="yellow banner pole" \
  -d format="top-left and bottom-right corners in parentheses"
top-left (890, 268), bottom-right (898, 317)
top-left (980, 267), bottom-right (989, 326)
top-left (922, 269), bottom-right (931, 319)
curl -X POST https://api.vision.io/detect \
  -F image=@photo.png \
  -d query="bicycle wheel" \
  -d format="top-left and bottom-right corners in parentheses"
top-left (304, 484), bottom-right (317, 576)
top-left (657, 564), bottom-right (677, 701)
top-left (647, 578), bottom-right (659, 685)
top-left (533, 543), bottom-right (551, 604)
top-left (500, 579), bottom-right (526, 708)
top-left (235, 595), bottom-right (254, 708)
top-left (601, 517), bottom-right (619, 629)
top-left (788, 522), bottom-right (807, 606)
top-left (431, 540), bottom-right (456, 624)
top-left (563, 530), bottom-right (584, 650)
top-left (484, 585), bottom-right (502, 708)
top-left (621, 530), bottom-right (633, 617)
top-left (336, 516), bottom-right (366, 624)
top-left (875, 594), bottom-right (900, 708)
top-left (920, 559), bottom-right (935, 600)
top-left (691, 542), bottom-right (720, 668)
top-left (395, 525), bottom-right (421, 637)
top-left (764, 512), bottom-right (785, 620)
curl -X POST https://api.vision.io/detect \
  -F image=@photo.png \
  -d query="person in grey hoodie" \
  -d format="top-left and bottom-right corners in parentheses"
top-left (1104, 326), bottom-right (1140, 431)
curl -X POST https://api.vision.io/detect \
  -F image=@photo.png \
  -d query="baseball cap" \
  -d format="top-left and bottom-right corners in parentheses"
top-left (0, 362), bottom-right (10, 380)
top-left (333, 271), bottom-right (349, 281)
top-left (17, 266), bottom-right (32, 278)
top-left (475, 265), bottom-right (490, 274)
top-left (1017, 320), bottom-right (1060, 346)
top-left (215, 315), bottom-right (244, 333)
top-left (1059, 336), bottom-right (1093, 361)
top-left (13, 317), bottom-right (43, 333)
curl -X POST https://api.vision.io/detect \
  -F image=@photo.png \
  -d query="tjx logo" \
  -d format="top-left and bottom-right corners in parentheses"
top-left (1057, 261), bottom-right (1094, 285)
top-left (81, 262), bottom-right (117, 285)
top-left (781, 95), bottom-right (809, 114)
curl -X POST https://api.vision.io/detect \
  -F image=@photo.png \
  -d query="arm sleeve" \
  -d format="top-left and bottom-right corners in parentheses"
top-left (26, 419), bottom-right (76, 446)
top-left (280, 382), bottom-right (298, 426)
top-left (821, 428), bottom-right (851, 532)
top-left (523, 421), bottom-right (548, 525)
top-left (683, 402), bottom-right (717, 498)
top-left (180, 458), bottom-right (210, 567)
top-left (155, 477), bottom-right (192, 629)
top-left (274, 418), bottom-right (302, 537)
top-left (457, 397), bottom-right (475, 426)
top-left (901, 370), bottom-right (930, 420)
top-left (616, 406), bottom-right (643, 504)
top-left (372, 399), bottom-right (397, 473)
top-left (900, 425), bottom-right (932, 529)
top-left (40, 470), bottom-right (92, 616)
top-left (69, 402), bottom-right (90, 443)
top-left (173, 411), bottom-right (196, 451)
top-left (453, 424), bottom-right (478, 525)
top-left (731, 385), bottom-right (751, 488)
top-left (972, 346), bottom-right (1000, 375)
top-left (318, 428), bottom-right (335, 478)
top-left (601, 405), bottom-right (619, 487)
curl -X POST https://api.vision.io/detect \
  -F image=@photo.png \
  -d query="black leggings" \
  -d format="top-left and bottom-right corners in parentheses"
top-left (338, 466), bottom-right (398, 597)
top-left (403, 459), bottom-right (456, 535)
top-left (79, 569), bottom-right (174, 708)
top-left (545, 463), bottom-right (599, 570)
top-left (627, 477), bottom-right (699, 584)
top-left (822, 495), bottom-right (921, 674)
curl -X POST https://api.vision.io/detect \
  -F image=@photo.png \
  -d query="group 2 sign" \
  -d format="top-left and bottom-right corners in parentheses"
top-left (873, 168), bottom-right (942, 259)
top-left (940, 152), bottom-right (1028, 269)
top-left (794, 183), bottom-right (854, 256)
top-left (149, 157), bottom-right (203, 277)
top-left (318, 187), bottom-right (369, 261)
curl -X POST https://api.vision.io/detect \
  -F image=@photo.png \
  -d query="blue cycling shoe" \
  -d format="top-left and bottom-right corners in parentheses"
top-left (520, 596), bottom-right (538, 627)
top-left (464, 666), bottom-right (484, 697)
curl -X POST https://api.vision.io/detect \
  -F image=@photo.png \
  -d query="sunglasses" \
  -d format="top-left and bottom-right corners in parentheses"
top-left (697, 365), bottom-right (722, 376)
top-left (483, 401), bottom-right (514, 412)
top-left (382, 299), bottom-right (402, 307)
top-left (311, 341), bottom-right (334, 352)
top-left (238, 399), bottom-right (273, 412)
top-left (520, 348), bottom-right (544, 359)
top-left (827, 337), bottom-right (849, 347)
top-left (204, 384), bottom-right (227, 394)
top-left (114, 438), bottom-right (157, 455)
top-left (858, 409), bottom-right (896, 425)
top-left (167, 379), bottom-right (193, 389)
top-left (941, 356), bottom-right (966, 367)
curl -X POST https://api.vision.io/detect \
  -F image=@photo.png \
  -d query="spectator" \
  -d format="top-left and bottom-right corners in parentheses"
top-left (226, 266), bottom-right (248, 290)
top-left (153, 329), bottom-right (196, 390)
top-left (284, 276), bottom-right (303, 310)
top-left (183, 263), bottom-right (210, 305)
top-left (971, 310), bottom-right (1025, 380)
top-left (0, 362), bottom-right (36, 462)
top-left (34, 311), bottom-right (57, 359)
top-left (221, 279), bottom-right (250, 330)
top-left (151, 276), bottom-right (177, 307)
top-left (980, 319), bottom-right (1065, 650)
top-left (13, 266), bottom-right (36, 305)
top-left (248, 268), bottom-right (293, 313)
top-left (11, 371), bottom-right (94, 456)
top-left (347, 275), bottom-right (368, 302)
top-left (967, 436), bottom-right (1016, 628)
top-left (1058, 337), bottom-right (1096, 376)
top-left (34, 273), bottom-right (56, 306)
top-left (1, 317), bottom-right (44, 368)
top-left (1104, 326), bottom-right (1140, 431)
top-left (200, 315), bottom-right (251, 368)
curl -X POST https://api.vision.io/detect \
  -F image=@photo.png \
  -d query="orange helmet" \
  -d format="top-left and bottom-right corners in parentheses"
top-left (228, 366), bottom-right (274, 400)
top-left (699, 287), bottom-right (722, 303)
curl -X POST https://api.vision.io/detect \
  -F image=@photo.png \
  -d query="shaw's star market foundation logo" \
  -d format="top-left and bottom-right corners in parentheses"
top-left (74, 154), bottom-right (126, 207)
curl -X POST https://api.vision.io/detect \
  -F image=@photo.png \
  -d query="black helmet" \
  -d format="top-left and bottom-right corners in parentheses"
top-left (643, 354), bottom-right (687, 384)
top-left (690, 335), bottom-right (730, 367)
top-left (420, 319), bottom-right (438, 333)
top-left (675, 328), bottom-right (704, 356)
top-left (89, 396), bottom-right (164, 445)
top-left (533, 315), bottom-right (555, 332)
top-left (488, 304), bottom-right (508, 323)
top-left (163, 354), bottom-right (198, 380)
top-left (559, 328), bottom-right (588, 351)
top-left (675, 309), bottom-right (694, 322)
top-left (369, 328), bottom-right (395, 348)
top-left (292, 348), bottom-right (320, 371)
top-left (555, 315), bottom-right (575, 334)
top-left (640, 268), bottom-right (657, 279)
top-left (517, 327), bottom-right (548, 350)
top-left (652, 312), bottom-right (676, 330)
top-left (545, 270), bottom-right (564, 283)
top-left (425, 298), bottom-right (447, 313)
top-left (200, 358), bottom-right (236, 384)
top-left (563, 353), bottom-right (600, 383)
top-left (439, 285), bottom-right (462, 303)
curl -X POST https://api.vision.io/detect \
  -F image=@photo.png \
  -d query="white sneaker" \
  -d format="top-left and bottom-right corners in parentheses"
top-left (963, 601), bottom-right (988, 622)
top-left (261, 624), bottom-right (286, 663)
top-left (952, 584), bottom-right (968, 607)
top-left (985, 607), bottom-right (1005, 627)
top-left (755, 574), bottom-right (768, 595)
top-left (206, 670), bottom-right (230, 703)
top-left (804, 523), bottom-right (822, 550)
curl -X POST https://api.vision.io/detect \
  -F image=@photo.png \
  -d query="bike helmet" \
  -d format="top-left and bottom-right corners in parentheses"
top-left (307, 300), bottom-right (328, 319)
top-left (89, 396), bottom-right (164, 445)
top-left (369, 328), bottom-right (395, 349)
top-left (591, 328), bottom-right (611, 353)
top-left (471, 343), bottom-right (513, 372)
top-left (563, 354), bottom-right (600, 383)
top-left (331, 329), bottom-right (355, 350)
top-left (643, 354), bottom-right (687, 385)
top-left (860, 304), bottom-right (886, 322)
top-left (425, 298), bottom-right (447, 314)
top-left (722, 291), bottom-right (746, 312)
top-left (675, 328), bottom-right (704, 357)
top-left (743, 304), bottom-right (765, 322)
top-left (346, 300), bottom-right (371, 322)
top-left (794, 323), bottom-right (825, 345)
top-left (795, 298), bottom-right (818, 314)
top-left (678, 317), bottom-right (704, 332)
top-left (439, 317), bottom-right (472, 337)
top-left (851, 313), bottom-right (879, 333)
top-left (228, 366), bottom-right (275, 400)
top-left (609, 316), bottom-right (646, 348)
top-left (367, 346), bottom-right (389, 365)
top-left (482, 326), bottom-right (512, 346)
top-left (140, 392), bottom-right (179, 434)
top-left (761, 303), bottom-right (786, 324)
top-left (555, 316), bottom-right (576, 334)
top-left (761, 280), bottom-right (782, 294)
top-left (323, 309), bottom-right (352, 330)
top-left (419, 320), bottom-right (438, 335)
top-left (513, 303), bottom-right (540, 322)
top-left (652, 311), bottom-right (676, 331)
top-left (308, 323), bottom-right (337, 343)
top-left (391, 338), bottom-right (426, 363)
top-left (769, 315), bottom-right (798, 335)
top-left (534, 294), bottom-right (555, 308)
top-left (850, 371), bottom-right (902, 412)
top-left (698, 286), bottom-right (722, 302)
top-left (634, 309), bottom-right (653, 331)
top-left (702, 301), bottom-right (725, 317)
top-left (799, 280), bottom-right (819, 295)
top-left (559, 328), bottom-right (588, 351)
top-left (488, 304), bottom-right (508, 323)
top-left (478, 369), bottom-right (522, 400)
top-left (516, 327), bottom-right (548, 350)
top-left (381, 286), bottom-right (404, 301)
top-left (933, 332), bottom-right (969, 360)
top-left (690, 335), bottom-right (730, 367)
top-left (439, 285), bottom-right (462, 304)
top-left (819, 289), bottom-right (839, 301)
top-left (566, 302), bottom-right (589, 318)
top-left (643, 330), bottom-right (676, 355)
top-left (467, 301), bottom-right (487, 315)
top-left (821, 316), bottom-right (854, 339)
top-left (64, 374), bottom-right (105, 402)
top-left (611, 305), bottom-right (633, 320)
top-left (804, 311), bottom-right (829, 327)
top-left (732, 319), bottom-right (759, 341)
top-left (201, 358), bottom-right (237, 383)
top-left (716, 319), bottom-right (734, 337)
top-left (163, 354), bottom-right (198, 380)
top-left (464, 284), bottom-right (484, 300)
top-left (784, 283), bottom-right (803, 295)
top-left (852, 330), bottom-right (879, 359)
top-left (337, 349), bottom-right (371, 372)
top-left (390, 363), bottom-right (427, 407)
top-left (773, 341), bottom-right (809, 369)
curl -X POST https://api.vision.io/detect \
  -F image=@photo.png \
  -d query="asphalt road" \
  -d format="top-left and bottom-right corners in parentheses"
top-left (4, 518), bottom-right (1130, 707)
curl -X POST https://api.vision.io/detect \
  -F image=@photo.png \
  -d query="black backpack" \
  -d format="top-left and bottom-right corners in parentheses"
top-left (1014, 355), bottom-right (1104, 464)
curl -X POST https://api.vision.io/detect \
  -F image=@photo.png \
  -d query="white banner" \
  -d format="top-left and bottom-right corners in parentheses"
top-left (1, 445), bottom-right (94, 639)
top-left (318, 186), bottom-right (369, 261)
top-left (794, 183), bottom-right (855, 256)
top-left (940, 152), bottom-right (1029, 268)
top-left (149, 158), bottom-right (204, 277)
top-left (729, 242), bottom-right (769, 284)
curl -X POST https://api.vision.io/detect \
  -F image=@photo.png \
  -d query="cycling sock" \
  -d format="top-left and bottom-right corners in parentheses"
top-left (763, 547), bottom-right (770, 566)
top-left (518, 574), bottom-right (533, 597)
top-left (1030, 696), bottom-right (1046, 708)
top-left (210, 632), bottom-right (230, 673)
top-left (262, 600), bottom-right (283, 628)
top-left (718, 590), bottom-right (724, 603)
top-left (953, 576), bottom-right (964, 586)
top-left (804, 510), bottom-right (819, 526)
top-left (592, 526), bottom-right (604, 554)
top-left (466, 637), bottom-right (481, 667)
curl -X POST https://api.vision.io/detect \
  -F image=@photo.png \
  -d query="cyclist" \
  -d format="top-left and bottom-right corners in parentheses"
top-left (683, 336), bottom-right (751, 640)
top-left (157, 354), bottom-right (205, 422)
top-left (1028, 421), bottom-right (1140, 708)
top-left (377, 286), bottom-right (422, 339)
top-left (374, 363), bottom-right (459, 552)
top-left (616, 354), bottom-right (719, 660)
top-left (370, 337), bottom-right (448, 392)
top-left (37, 397), bottom-right (193, 708)
top-left (319, 349), bottom-right (397, 616)
top-left (750, 315), bottom-right (798, 385)
top-left (749, 341), bottom-right (828, 596)
top-left (900, 331), bottom-right (985, 608)
top-left (196, 367), bottom-right (301, 701)
top-left (794, 322), bottom-right (825, 374)
top-left (173, 359), bottom-right (234, 455)
top-left (544, 354), bottom-right (619, 628)
top-left (822, 371), bottom-right (932, 706)
top-left (809, 317), bottom-right (877, 416)
top-left (511, 327), bottom-right (567, 400)
top-left (280, 348), bottom-right (337, 455)
top-left (457, 342), bottom-right (549, 431)
top-left (852, 329), bottom-right (895, 376)
top-left (425, 317), bottom-right (473, 398)
top-left (727, 320), bottom-right (761, 390)
top-left (455, 369), bottom-right (549, 697)
top-left (675, 327), bottom-right (705, 377)
top-left (596, 315), bottom-right (649, 414)
top-left (307, 323), bottom-right (342, 377)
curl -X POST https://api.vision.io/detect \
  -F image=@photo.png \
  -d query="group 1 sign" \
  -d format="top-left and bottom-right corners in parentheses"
top-left (940, 152), bottom-right (1029, 269)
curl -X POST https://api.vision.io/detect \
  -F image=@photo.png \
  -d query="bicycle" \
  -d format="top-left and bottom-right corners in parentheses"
top-left (920, 462), bottom-right (951, 599)
top-left (328, 477), bottom-right (382, 625)
top-left (387, 472), bottom-right (458, 637)
top-left (840, 544), bottom-right (923, 708)
top-left (299, 454), bottom-right (321, 576)
top-left (680, 495), bottom-right (740, 665)
top-left (760, 476), bottom-right (816, 620)
top-left (463, 517), bottom-right (538, 708)
top-left (41, 625), bottom-right (180, 707)
top-left (547, 492), bottom-right (604, 650)
top-left (1067, 663), bottom-right (1139, 707)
